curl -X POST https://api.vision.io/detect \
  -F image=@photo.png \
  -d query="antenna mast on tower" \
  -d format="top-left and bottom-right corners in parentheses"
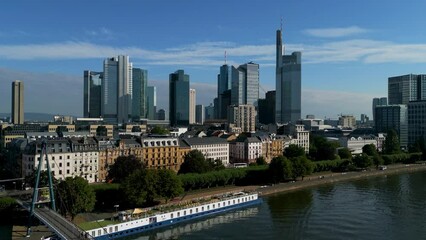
top-left (225, 51), bottom-right (227, 65)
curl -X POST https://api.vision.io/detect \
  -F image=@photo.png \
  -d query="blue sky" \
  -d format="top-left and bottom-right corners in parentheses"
top-left (1, 0), bottom-right (426, 119)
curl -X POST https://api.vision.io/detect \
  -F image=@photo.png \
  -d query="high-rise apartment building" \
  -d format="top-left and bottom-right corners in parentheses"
top-left (339, 115), bottom-right (356, 129)
top-left (195, 104), bottom-right (204, 124)
top-left (84, 71), bottom-right (102, 118)
top-left (372, 97), bottom-right (387, 120)
top-left (388, 74), bottom-right (426, 105)
top-left (169, 70), bottom-right (190, 126)
top-left (132, 68), bottom-right (147, 121)
top-left (375, 105), bottom-right (408, 148)
top-left (275, 29), bottom-right (301, 124)
top-left (146, 86), bottom-right (157, 120)
top-left (228, 105), bottom-right (256, 133)
top-left (102, 56), bottom-right (133, 123)
top-left (231, 62), bottom-right (259, 107)
top-left (189, 89), bottom-right (196, 124)
top-left (11, 80), bottom-right (24, 124)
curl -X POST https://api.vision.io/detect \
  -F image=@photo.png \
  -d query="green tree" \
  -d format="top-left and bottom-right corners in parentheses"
top-left (256, 156), bottom-right (267, 165)
top-left (96, 126), bottom-right (108, 137)
top-left (268, 156), bottom-right (292, 183)
top-left (25, 170), bottom-right (57, 188)
top-left (178, 150), bottom-right (212, 174)
top-left (107, 155), bottom-right (144, 183)
top-left (150, 126), bottom-right (170, 135)
top-left (338, 148), bottom-right (352, 159)
top-left (121, 169), bottom-right (159, 206)
top-left (284, 144), bottom-right (305, 159)
top-left (352, 154), bottom-right (372, 169)
top-left (309, 135), bottom-right (339, 160)
top-left (362, 144), bottom-right (377, 156)
top-left (207, 158), bottom-right (226, 171)
top-left (291, 156), bottom-right (313, 180)
top-left (55, 176), bottom-right (95, 220)
top-left (372, 154), bottom-right (384, 168)
top-left (157, 169), bottom-right (183, 203)
top-left (383, 129), bottom-right (400, 154)
top-left (409, 137), bottom-right (426, 154)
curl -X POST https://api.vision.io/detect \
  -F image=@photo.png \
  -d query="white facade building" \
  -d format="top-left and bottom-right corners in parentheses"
top-left (339, 134), bottom-right (386, 154)
top-left (22, 138), bottom-right (99, 183)
top-left (230, 137), bottom-right (262, 164)
top-left (182, 137), bottom-right (229, 165)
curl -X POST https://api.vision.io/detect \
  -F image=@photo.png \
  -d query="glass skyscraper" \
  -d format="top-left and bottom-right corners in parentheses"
top-left (230, 62), bottom-right (259, 107)
top-left (132, 68), bottom-right (147, 120)
top-left (169, 70), bottom-right (190, 126)
top-left (275, 29), bottom-right (301, 124)
top-left (102, 56), bottom-right (133, 123)
top-left (84, 70), bottom-right (102, 118)
top-left (146, 86), bottom-right (157, 120)
top-left (217, 64), bottom-right (232, 119)
top-left (388, 74), bottom-right (426, 105)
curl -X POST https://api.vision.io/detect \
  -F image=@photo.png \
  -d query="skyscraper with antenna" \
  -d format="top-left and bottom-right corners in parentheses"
top-left (275, 22), bottom-right (302, 124)
top-left (217, 51), bottom-right (232, 119)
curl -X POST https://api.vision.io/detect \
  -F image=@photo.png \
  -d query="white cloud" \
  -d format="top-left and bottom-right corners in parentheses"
top-left (304, 26), bottom-right (368, 38)
top-left (85, 27), bottom-right (113, 37)
top-left (2, 37), bottom-right (426, 66)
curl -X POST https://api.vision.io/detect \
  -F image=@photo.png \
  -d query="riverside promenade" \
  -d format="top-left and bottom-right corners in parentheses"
top-left (180, 163), bottom-right (426, 200)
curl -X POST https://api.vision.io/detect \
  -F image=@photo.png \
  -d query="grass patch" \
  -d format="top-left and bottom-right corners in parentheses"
top-left (79, 219), bottom-right (119, 230)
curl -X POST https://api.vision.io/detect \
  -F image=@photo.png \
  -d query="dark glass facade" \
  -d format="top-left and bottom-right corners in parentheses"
top-left (84, 70), bottom-right (102, 118)
top-left (169, 70), bottom-right (190, 126)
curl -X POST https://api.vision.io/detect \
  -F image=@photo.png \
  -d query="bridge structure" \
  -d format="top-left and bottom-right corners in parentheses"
top-left (21, 140), bottom-right (93, 240)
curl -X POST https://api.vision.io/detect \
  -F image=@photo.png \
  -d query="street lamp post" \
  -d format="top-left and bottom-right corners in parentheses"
top-left (114, 204), bottom-right (119, 217)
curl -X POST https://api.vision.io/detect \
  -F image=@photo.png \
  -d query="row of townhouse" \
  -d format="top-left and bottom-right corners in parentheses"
top-left (18, 131), bottom-right (305, 183)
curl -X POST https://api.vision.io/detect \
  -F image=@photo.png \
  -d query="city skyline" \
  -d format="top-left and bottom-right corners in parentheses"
top-left (2, 1), bottom-right (426, 119)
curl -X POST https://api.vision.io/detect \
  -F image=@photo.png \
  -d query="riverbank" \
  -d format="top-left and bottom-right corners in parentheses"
top-left (256, 163), bottom-right (426, 197)
top-left (177, 163), bottom-right (426, 201)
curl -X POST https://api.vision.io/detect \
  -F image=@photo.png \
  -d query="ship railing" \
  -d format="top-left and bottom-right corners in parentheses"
top-left (114, 191), bottom-right (257, 224)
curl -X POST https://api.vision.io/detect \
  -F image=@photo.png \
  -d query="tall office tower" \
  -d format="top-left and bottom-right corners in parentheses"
top-left (372, 97), bottom-right (388, 120)
top-left (258, 90), bottom-right (276, 124)
top-left (220, 90), bottom-right (232, 119)
top-left (217, 64), bottom-right (232, 119)
top-left (132, 68), bottom-right (147, 121)
top-left (169, 70), bottom-right (190, 126)
top-left (146, 86), bottom-right (157, 120)
top-left (388, 74), bottom-right (426, 105)
top-left (275, 29), bottom-right (302, 124)
top-left (157, 109), bottom-right (165, 120)
top-left (196, 104), bottom-right (204, 124)
top-left (205, 104), bottom-right (215, 120)
top-left (11, 80), bottom-right (24, 124)
top-left (227, 104), bottom-right (256, 133)
top-left (189, 89), bottom-right (196, 124)
top-left (84, 71), bottom-right (103, 118)
top-left (408, 101), bottom-right (426, 146)
top-left (102, 56), bottom-right (133, 123)
top-left (375, 105), bottom-right (408, 149)
top-left (231, 62), bottom-right (259, 106)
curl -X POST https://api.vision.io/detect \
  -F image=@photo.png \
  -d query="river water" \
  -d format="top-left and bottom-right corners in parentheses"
top-left (131, 170), bottom-right (426, 240)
